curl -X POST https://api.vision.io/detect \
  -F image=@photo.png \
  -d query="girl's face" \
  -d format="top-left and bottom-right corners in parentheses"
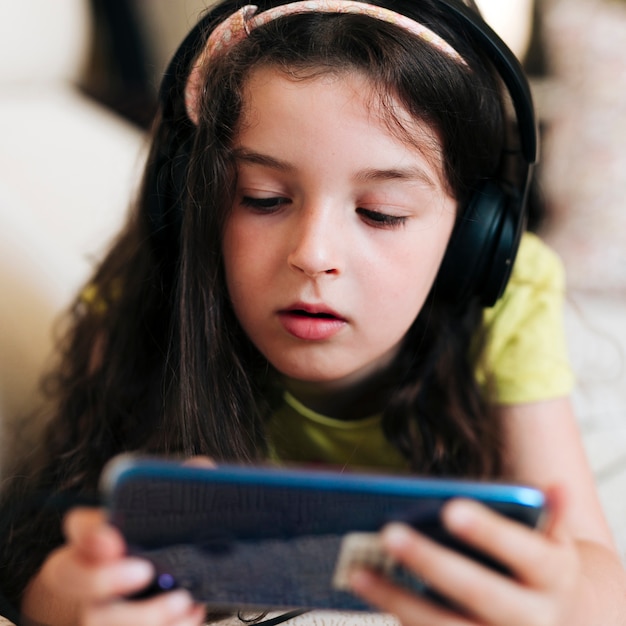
top-left (222, 67), bottom-right (456, 392)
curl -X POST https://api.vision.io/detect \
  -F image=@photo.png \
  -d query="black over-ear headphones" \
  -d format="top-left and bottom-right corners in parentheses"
top-left (432, 1), bottom-right (537, 307)
top-left (148, 0), bottom-right (538, 308)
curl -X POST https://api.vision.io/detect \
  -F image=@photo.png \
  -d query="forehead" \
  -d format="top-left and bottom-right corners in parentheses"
top-left (237, 65), bottom-right (447, 182)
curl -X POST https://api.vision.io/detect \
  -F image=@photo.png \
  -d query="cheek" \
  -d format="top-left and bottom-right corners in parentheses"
top-left (361, 227), bottom-right (455, 337)
top-left (223, 214), bottom-right (259, 272)
top-left (367, 269), bottom-right (429, 334)
top-left (371, 223), bottom-right (455, 301)
top-left (222, 219), bottom-right (252, 304)
top-left (222, 217), bottom-right (277, 323)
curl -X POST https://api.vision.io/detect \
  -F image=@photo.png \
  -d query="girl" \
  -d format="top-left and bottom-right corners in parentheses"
top-left (1, 0), bottom-right (625, 624)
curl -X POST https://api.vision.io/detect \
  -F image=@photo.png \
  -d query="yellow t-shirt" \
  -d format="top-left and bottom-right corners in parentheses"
top-left (268, 390), bottom-right (409, 471)
top-left (268, 233), bottom-right (574, 470)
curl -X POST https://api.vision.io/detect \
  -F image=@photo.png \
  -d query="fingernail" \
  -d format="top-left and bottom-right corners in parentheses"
top-left (443, 499), bottom-right (478, 530)
top-left (382, 523), bottom-right (413, 550)
top-left (122, 559), bottom-right (154, 584)
top-left (164, 589), bottom-right (194, 613)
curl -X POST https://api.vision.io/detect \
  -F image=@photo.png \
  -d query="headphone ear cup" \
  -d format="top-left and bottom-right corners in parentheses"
top-left (436, 180), bottom-right (520, 307)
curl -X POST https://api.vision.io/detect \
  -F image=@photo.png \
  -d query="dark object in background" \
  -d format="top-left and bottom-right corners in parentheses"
top-left (83, 0), bottom-right (157, 129)
top-left (523, 0), bottom-right (547, 78)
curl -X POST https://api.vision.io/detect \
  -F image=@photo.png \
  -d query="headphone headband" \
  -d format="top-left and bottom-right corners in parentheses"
top-left (433, 0), bottom-right (538, 165)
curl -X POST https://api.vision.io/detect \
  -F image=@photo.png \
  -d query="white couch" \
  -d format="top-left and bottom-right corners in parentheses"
top-left (0, 1), bottom-right (147, 472)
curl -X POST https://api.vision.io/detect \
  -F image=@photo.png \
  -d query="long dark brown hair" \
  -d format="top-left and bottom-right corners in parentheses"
top-left (1, 0), bottom-right (507, 609)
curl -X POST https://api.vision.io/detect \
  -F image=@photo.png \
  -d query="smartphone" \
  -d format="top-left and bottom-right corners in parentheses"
top-left (100, 454), bottom-right (546, 612)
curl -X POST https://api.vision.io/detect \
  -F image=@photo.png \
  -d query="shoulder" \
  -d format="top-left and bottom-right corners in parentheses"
top-left (478, 232), bottom-right (574, 404)
top-left (507, 230), bottom-right (565, 293)
top-left (484, 232), bottom-right (566, 330)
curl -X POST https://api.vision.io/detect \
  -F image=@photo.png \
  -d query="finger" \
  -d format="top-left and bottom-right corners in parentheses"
top-left (380, 522), bottom-right (545, 625)
top-left (183, 456), bottom-right (216, 468)
top-left (83, 590), bottom-right (204, 626)
top-left (348, 567), bottom-right (472, 626)
top-left (442, 498), bottom-right (574, 589)
top-left (63, 508), bottom-right (126, 563)
top-left (542, 484), bottom-right (570, 542)
top-left (44, 545), bottom-right (155, 602)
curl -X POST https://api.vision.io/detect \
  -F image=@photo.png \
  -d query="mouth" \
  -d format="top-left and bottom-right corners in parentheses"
top-left (278, 304), bottom-right (347, 340)
top-left (280, 303), bottom-right (345, 321)
top-left (288, 309), bottom-right (340, 320)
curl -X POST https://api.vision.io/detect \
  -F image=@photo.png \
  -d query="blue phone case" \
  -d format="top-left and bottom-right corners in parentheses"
top-left (100, 455), bottom-right (546, 611)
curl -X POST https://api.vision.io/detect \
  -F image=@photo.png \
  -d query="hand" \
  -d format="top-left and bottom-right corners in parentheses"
top-left (29, 508), bottom-right (206, 626)
top-left (348, 486), bottom-right (581, 626)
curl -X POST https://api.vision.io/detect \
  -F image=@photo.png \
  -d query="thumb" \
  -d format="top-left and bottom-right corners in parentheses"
top-left (63, 507), bottom-right (126, 564)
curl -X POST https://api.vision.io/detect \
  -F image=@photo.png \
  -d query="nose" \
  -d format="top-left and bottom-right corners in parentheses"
top-left (287, 206), bottom-right (342, 278)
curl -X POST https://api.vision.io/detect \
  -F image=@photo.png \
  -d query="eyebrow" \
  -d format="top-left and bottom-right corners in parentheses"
top-left (233, 148), bottom-right (293, 172)
top-left (354, 166), bottom-right (436, 187)
top-left (233, 148), bottom-right (438, 187)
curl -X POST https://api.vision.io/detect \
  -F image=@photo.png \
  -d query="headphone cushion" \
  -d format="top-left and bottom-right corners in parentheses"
top-left (437, 180), bottom-right (518, 306)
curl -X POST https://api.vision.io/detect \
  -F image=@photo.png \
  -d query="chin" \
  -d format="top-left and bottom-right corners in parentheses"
top-left (277, 363), bottom-right (388, 392)
top-left (272, 360), bottom-right (350, 385)
top-left (266, 346), bottom-right (401, 389)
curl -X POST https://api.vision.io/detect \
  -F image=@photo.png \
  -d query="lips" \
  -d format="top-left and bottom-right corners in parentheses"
top-left (278, 303), bottom-right (347, 341)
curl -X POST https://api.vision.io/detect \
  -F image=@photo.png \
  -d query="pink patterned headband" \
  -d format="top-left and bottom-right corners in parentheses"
top-left (185, 1), bottom-right (468, 124)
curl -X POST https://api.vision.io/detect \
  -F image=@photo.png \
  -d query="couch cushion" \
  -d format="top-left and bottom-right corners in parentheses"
top-left (0, 0), bottom-right (91, 85)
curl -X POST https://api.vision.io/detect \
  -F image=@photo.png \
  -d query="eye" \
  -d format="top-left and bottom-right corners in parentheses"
top-left (240, 196), bottom-right (291, 212)
top-left (357, 208), bottom-right (408, 229)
